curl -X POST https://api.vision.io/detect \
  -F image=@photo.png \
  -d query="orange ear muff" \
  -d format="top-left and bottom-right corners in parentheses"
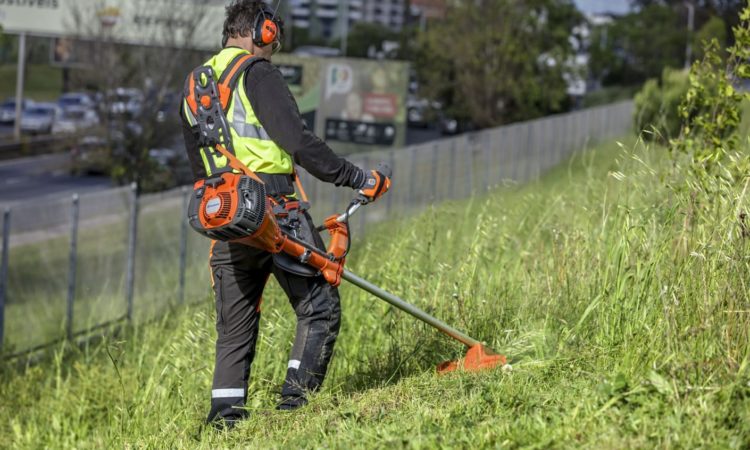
top-left (261, 19), bottom-right (277, 45)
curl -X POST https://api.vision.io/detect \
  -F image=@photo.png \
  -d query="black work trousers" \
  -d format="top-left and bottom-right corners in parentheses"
top-left (206, 213), bottom-right (341, 423)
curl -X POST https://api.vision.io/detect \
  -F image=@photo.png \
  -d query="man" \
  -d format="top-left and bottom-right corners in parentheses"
top-left (180, 0), bottom-right (390, 427)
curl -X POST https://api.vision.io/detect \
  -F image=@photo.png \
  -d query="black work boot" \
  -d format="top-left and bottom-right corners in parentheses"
top-left (276, 395), bottom-right (308, 411)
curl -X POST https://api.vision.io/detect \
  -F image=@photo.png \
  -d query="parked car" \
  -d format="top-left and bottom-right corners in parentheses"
top-left (107, 88), bottom-right (143, 118)
top-left (70, 135), bottom-right (118, 176)
top-left (58, 92), bottom-right (95, 110)
top-left (293, 46), bottom-right (341, 58)
top-left (439, 115), bottom-right (476, 136)
top-left (0, 99), bottom-right (34, 124)
top-left (153, 91), bottom-right (179, 123)
top-left (149, 147), bottom-right (193, 185)
top-left (20, 103), bottom-right (60, 135)
top-left (52, 107), bottom-right (100, 134)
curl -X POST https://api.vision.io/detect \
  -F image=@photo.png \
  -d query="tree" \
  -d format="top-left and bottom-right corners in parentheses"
top-left (66, 0), bottom-right (211, 192)
top-left (344, 22), bottom-right (399, 58)
top-left (590, 4), bottom-right (687, 86)
top-left (693, 15), bottom-right (727, 59)
top-left (416, 0), bottom-right (583, 128)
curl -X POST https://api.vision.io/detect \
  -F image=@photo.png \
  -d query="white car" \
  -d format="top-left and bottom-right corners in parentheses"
top-left (108, 88), bottom-right (143, 117)
top-left (20, 103), bottom-right (60, 134)
top-left (0, 99), bottom-right (34, 124)
top-left (52, 107), bottom-right (100, 134)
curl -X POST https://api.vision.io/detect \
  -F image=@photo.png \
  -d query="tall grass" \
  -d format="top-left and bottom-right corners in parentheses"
top-left (0, 137), bottom-right (748, 448)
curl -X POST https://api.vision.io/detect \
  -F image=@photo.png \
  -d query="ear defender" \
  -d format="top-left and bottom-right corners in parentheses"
top-left (252, 8), bottom-right (278, 47)
top-left (261, 19), bottom-right (278, 45)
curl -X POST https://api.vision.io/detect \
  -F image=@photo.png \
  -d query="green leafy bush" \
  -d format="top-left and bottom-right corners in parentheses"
top-left (633, 68), bottom-right (689, 142)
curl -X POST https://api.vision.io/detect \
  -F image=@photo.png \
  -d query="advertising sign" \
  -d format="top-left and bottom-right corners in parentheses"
top-left (316, 58), bottom-right (409, 154)
top-left (0, 0), bottom-right (224, 50)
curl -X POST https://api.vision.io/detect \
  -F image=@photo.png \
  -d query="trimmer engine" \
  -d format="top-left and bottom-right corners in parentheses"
top-left (188, 172), bottom-right (281, 251)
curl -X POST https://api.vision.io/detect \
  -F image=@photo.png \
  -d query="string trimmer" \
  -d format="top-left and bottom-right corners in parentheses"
top-left (184, 64), bottom-right (506, 373)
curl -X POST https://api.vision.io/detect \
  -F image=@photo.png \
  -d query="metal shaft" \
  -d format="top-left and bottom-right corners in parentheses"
top-left (342, 270), bottom-right (480, 348)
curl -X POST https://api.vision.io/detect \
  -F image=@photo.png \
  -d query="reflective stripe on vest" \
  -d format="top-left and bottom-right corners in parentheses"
top-left (183, 47), bottom-right (293, 177)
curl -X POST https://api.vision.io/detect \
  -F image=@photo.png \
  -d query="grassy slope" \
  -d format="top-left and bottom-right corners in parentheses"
top-left (1, 137), bottom-right (749, 449)
top-left (0, 64), bottom-right (63, 102)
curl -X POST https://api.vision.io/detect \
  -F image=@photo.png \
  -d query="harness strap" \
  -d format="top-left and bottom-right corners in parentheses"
top-left (183, 53), bottom-right (263, 116)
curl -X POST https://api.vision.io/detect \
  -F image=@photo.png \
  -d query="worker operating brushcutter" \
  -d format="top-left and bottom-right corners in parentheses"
top-left (179, 0), bottom-right (390, 428)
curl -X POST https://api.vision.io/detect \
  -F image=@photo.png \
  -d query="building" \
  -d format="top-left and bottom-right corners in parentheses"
top-left (409, 0), bottom-right (447, 20)
top-left (288, 0), bottom-right (420, 39)
top-left (362, 0), bottom-right (407, 30)
top-left (288, 0), bottom-right (364, 40)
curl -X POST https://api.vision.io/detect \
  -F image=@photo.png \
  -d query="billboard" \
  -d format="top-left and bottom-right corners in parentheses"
top-left (272, 55), bottom-right (409, 154)
top-left (316, 59), bottom-right (409, 153)
top-left (0, 0), bottom-right (225, 50)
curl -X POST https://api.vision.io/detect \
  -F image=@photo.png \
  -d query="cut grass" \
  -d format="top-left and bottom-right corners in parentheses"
top-left (0, 136), bottom-right (749, 448)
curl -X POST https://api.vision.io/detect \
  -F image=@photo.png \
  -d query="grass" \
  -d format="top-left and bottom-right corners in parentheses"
top-left (0, 136), bottom-right (749, 448)
top-left (0, 64), bottom-right (63, 102)
top-left (2, 190), bottom-right (212, 352)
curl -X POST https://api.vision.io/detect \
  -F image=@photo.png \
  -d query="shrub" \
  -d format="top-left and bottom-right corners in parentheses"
top-left (633, 67), bottom-right (689, 142)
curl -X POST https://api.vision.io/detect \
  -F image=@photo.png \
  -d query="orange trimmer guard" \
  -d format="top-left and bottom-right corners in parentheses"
top-left (436, 344), bottom-right (507, 374)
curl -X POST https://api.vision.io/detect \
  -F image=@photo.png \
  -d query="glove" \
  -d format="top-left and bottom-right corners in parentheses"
top-left (358, 165), bottom-right (391, 203)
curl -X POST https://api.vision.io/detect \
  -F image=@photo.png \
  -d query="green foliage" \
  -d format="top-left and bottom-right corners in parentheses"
top-left (342, 22), bottom-right (398, 58)
top-left (581, 85), bottom-right (640, 108)
top-left (672, 5), bottom-right (750, 185)
top-left (2, 136), bottom-right (750, 447)
top-left (0, 64), bottom-right (63, 102)
top-left (633, 68), bottom-right (689, 142)
top-left (590, 4), bottom-right (688, 86)
top-left (694, 15), bottom-right (728, 60)
top-left (416, 0), bottom-right (582, 127)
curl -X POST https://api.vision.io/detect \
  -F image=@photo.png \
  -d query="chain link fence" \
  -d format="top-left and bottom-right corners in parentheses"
top-left (0, 100), bottom-right (633, 357)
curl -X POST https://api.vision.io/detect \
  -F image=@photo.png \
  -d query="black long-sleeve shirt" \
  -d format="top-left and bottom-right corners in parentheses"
top-left (181, 57), bottom-right (364, 188)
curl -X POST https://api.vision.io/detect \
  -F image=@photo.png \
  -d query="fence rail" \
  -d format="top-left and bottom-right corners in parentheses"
top-left (0, 101), bottom-right (633, 357)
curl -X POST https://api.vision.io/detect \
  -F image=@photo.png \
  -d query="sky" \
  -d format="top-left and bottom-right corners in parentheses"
top-left (574, 0), bottom-right (631, 14)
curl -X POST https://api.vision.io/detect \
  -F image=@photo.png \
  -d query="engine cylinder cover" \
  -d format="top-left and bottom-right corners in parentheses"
top-left (188, 172), bottom-right (268, 241)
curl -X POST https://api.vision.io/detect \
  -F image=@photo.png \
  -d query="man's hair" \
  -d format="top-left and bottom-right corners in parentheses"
top-left (222, 0), bottom-right (263, 48)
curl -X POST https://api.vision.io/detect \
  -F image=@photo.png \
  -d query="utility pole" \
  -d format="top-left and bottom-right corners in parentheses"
top-left (684, 1), bottom-right (695, 69)
top-left (13, 33), bottom-right (27, 142)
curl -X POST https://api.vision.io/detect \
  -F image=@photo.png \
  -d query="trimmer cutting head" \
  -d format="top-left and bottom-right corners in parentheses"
top-left (436, 344), bottom-right (507, 373)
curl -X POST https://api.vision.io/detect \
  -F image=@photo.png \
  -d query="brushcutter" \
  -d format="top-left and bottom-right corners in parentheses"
top-left (184, 65), bottom-right (506, 373)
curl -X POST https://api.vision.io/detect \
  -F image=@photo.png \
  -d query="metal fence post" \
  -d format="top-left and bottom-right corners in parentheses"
top-left (465, 135), bottom-right (473, 196)
top-left (525, 123), bottom-right (534, 182)
top-left (511, 125), bottom-right (519, 182)
top-left (449, 139), bottom-right (456, 198)
top-left (178, 186), bottom-right (189, 305)
top-left (66, 194), bottom-right (79, 340)
top-left (409, 147), bottom-right (418, 206)
top-left (0, 208), bottom-right (10, 351)
top-left (430, 143), bottom-right (438, 201)
top-left (386, 150), bottom-right (395, 217)
top-left (484, 131), bottom-right (492, 191)
top-left (125, 183), bottom-right (138, 322)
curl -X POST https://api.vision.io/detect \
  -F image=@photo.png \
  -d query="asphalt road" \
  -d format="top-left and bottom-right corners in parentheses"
top-left (0, 153), bottom-right (112, 208)
top-left (0, 124), bottom-right (441, 209)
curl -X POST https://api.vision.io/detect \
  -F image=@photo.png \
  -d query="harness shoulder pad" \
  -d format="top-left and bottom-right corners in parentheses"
top-left (183, 55), bottom-right (263, 116)
top-left (217, 54), bottom-right (264, 111)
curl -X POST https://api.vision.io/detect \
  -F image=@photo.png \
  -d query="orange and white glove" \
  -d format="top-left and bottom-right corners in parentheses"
top-left (358, 164), bottom-right (391, 204)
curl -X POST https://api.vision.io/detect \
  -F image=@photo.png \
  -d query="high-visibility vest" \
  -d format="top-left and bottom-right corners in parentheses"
top-left (182, 47), bottom-right (293, 177)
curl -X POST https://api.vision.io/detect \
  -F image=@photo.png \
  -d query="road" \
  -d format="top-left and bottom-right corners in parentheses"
top-left (0, 125), bottom-right (442, 209)
top-left (0, 153), bottom-right (112, 208)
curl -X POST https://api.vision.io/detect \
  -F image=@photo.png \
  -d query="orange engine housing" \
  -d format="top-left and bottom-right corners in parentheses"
top-left (188, 172), bottom-right (282, 254)
top-left (188, 172), bottom-right (349, 286)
